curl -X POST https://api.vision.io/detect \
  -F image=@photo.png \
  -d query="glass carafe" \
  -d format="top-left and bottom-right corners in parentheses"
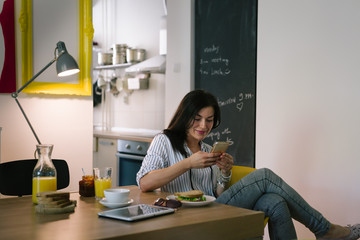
top-left (32, 144), bottom-right (57, 204)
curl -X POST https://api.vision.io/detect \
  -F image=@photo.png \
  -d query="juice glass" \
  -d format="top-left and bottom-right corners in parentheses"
top-left (93, 167), bottom-right (112, 200)
top-left (32, 176), bottom-right (57, 204)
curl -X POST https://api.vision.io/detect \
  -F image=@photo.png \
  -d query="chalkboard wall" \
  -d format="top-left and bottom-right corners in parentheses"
top-left (195, 0), bottom-right (258, 167)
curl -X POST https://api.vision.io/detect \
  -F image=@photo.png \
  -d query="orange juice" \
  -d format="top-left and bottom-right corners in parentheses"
top-left (32, 177), bottom-right (57, 204)
top-left (94, 178), bottom-right (111, 199)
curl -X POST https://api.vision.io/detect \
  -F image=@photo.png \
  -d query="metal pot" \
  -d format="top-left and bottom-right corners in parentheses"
top-left (98, 52), bottom-right (113, 65)
top-left (112, 44), bottom-right (127, 64)
top-left (126, 48), bottom-right (146, 63)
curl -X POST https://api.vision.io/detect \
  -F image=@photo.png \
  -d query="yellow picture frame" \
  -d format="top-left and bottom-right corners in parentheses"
top-left (19, 0), bottom-right (93, 95)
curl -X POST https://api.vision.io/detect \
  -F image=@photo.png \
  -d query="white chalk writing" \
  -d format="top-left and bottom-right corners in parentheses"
top-left (206, 127), bottom-right (234, 145)
top-left (203, 44), bottom-right (220, 54)
top-left (200, 44), bottom-right (231, 77)
top-left (217, 92), bottom-right (254, 112)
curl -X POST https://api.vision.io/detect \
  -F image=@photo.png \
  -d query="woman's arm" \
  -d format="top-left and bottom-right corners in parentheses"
top-left (139, 151), bottom-right (221, 192)
top-left (214, 172), bottom-right (232, 197)
top-left (214, 152), bottom-right (233, 197)
top-left (139, 158), bottom-right (190, 192)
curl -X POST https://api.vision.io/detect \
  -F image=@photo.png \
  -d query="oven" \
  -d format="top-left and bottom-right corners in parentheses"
top-left (116, 139), bottom-right (150, 186)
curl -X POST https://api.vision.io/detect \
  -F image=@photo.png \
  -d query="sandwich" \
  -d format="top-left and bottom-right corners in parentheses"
top-left (174, 190), bottom-right (206, 202)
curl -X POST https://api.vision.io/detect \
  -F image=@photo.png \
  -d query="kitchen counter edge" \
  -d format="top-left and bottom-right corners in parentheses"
top-left (93, 130), bottom-right (155, 143)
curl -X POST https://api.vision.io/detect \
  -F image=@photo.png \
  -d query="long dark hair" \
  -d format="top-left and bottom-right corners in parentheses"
top-left (164, 89), bottom-right (221, 157)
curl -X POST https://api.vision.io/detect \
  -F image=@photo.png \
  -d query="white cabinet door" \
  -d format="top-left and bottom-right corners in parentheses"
top-left (93, 137), bottom-right (118, 188)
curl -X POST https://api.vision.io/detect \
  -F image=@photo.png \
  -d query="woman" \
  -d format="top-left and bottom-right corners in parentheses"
top-left (136, 89), bottom-right (359, 239)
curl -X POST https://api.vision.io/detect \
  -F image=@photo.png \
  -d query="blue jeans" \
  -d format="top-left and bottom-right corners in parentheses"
top-left (215, 168), bottom-right (331, 239)
top-left (254, 193), bottom-right (297, 239)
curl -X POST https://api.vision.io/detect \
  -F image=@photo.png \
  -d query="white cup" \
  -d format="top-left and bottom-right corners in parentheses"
top-left (104, 188), bottom-right (130, 203)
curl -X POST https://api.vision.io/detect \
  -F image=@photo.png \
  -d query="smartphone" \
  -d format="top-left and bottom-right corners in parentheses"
top-left (210, 141), bottom-right (229, 153)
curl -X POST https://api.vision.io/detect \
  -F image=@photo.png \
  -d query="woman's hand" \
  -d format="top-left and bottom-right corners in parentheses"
top-left (187, 151), bottom-right (221, 169)
top-left (140, 151), bottom-right (222, 192)
top-left (216, 153), bottom-right (234, 176)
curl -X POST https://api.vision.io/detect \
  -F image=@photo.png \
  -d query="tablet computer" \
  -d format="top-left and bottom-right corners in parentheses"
top-left (98, 204), bottom-right (175, 222)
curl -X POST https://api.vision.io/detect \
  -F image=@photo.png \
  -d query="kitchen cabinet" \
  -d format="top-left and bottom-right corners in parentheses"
top-left (93, 137), bottom-right (118, 188)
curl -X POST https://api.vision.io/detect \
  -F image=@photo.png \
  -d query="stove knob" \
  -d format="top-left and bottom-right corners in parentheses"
top-left (125, 144), bottom-right (131, 150)
top-left (137, 145), bottom-right (142, 151)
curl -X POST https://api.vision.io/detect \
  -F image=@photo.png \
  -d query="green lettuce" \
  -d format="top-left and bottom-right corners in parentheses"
top-left (177, 196), bottom-right (206, 201)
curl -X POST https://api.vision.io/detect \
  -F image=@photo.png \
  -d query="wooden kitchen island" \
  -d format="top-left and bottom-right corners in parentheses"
top-left (0, 185), bottom-right (264, 240)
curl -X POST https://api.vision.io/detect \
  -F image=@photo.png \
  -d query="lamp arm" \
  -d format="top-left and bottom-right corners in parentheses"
top-left (13, 97), bottom-right (42, 145)
top-left (11, 56), bottom-right (58, 145)
top-left (15, 57), bottom-right (56, 95)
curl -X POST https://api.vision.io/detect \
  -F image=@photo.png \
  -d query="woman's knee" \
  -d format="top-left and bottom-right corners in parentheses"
top-left (252, 167), bottom-right (275, 179)
top-left (257, 167), bottom-right (274, 174)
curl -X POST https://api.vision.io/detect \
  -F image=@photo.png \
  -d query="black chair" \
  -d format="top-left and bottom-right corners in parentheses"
top-left (0, 159), bottom-right (70, 197)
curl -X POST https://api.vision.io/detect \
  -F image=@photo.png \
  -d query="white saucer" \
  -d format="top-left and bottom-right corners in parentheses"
top-left (99, 198), bottom-right (134, 208)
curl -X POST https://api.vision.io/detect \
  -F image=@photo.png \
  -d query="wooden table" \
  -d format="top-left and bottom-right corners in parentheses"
top-left (0, 185), bottom-right (264, 240)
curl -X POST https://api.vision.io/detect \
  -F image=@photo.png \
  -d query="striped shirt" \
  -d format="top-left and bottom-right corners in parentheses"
top-left (136, 133), bottom-right (220, 197)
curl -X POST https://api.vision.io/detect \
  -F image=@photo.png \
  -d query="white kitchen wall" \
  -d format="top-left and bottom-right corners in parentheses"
top-left (92, 0), bottom-right (166, 131)
top-left (257, 1), bottom-right (360, 238)
top-left (165, 0), bottom-right (194, 125)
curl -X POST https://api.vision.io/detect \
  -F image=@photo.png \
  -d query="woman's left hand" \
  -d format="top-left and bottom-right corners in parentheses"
top-left (216, 153), bottom-right (233, 176)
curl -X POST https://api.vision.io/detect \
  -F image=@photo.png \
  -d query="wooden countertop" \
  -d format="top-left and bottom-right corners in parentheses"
top-left (0, 185), bottom-right (264, 240)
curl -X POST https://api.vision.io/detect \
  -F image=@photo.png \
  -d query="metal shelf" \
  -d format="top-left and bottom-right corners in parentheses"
top-left (93, 63), bottom-right (132, 71)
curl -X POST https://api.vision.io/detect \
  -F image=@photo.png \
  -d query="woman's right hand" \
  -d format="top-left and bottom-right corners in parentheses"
top-left (187, 151), bottom-right (221, 169)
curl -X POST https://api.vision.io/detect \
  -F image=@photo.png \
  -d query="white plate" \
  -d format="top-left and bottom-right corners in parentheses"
top-left (167, 195), bottom-right (216, 207)
top-left (99, 198), bottom-right (134, 208)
